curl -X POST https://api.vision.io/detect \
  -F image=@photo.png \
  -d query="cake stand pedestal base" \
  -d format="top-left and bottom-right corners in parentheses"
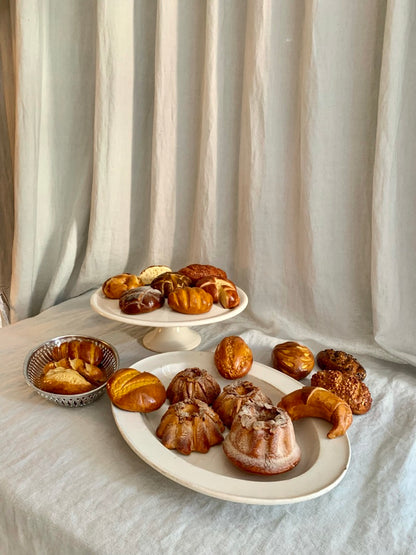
top-left (143, 326), bottom-right (201, 352)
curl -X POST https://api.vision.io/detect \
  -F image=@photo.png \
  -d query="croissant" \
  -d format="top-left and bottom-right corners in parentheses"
top-left (168, 287), bottom-right (213, 314)
top-left (278, 386), bottom-right (353, 439)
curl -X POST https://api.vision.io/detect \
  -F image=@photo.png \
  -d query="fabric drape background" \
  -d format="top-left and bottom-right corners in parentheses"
top-left (1, 0), bottom-right (415, 367)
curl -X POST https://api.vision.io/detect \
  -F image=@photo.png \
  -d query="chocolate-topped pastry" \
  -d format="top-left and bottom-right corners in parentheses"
top-left (316, 349), bottom-right (366, 381)
top-left (151, 272), bottom-right (192, 297)
top-left (119, 286), bottom-right (164, 315)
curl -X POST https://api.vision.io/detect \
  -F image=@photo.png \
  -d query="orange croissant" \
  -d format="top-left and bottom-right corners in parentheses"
top-left (278, 386), bottom-right (353, 439)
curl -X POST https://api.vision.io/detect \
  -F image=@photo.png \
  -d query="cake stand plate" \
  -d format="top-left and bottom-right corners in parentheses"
top-left (90, 287), bottom-right (248, 352)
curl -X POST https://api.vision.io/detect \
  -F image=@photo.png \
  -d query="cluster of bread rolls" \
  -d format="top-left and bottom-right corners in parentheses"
top-left (101, 264), bottom-right (241, 316)
top-left (40, 340), bottom-right (107, 395)
top-left (270, 341), bottom-right (373, 437)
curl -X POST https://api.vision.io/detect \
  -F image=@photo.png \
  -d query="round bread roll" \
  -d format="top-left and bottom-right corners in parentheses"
top-left (177, 264), bottom-right (227, 284)
top-left (271, 341), bottom-right (314, 380)
top-left (214, 336), bottom-right (253, 379)
top-left (106, 368), bottom-right (167, 412)
top-left (168, 287), bottom-right (213, 315)
top-left (151, 272), bottom-right (192, 297)
top-left (102, 273), bottom-right (142, 299)
top-left (119, 286), bottom-right (164, 314)
top-left (138, 265), bottom-right (172, 285)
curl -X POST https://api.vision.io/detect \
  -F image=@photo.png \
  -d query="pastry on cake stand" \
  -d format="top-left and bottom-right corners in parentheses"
top-left (90, 287), bottom-right (248, 352)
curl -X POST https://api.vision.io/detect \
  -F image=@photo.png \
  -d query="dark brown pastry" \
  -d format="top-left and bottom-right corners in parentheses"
top-left (106, 368), bottom-right (166, 412)
top-left (150, 272), bottom-right (192, 297)
top-left (168, 287), bottom-right (213, 314)
top-left (214, 336), bottom-right (253, 379)
top-left (316, 349), bottom-right (366, 381)
top-left (195, 276), bottom-right (240, 309)
top-left (166, 367), bottom-right (221, 405)
top-left (278, 386), bottom-right (353, 439)
top-left (102, 273), bottom-right (143, 299)
top-left (177, 264), bottom-right (227, 284)
top-left (119, 286), bottom-right (164, 314)
top-left (311, 370), bottom-right (372, 415)
top-left (156, 398), bottom-right (225, 455)
top-left (213, 380), bottom-right (272, 428)
top-left (272, 341), bottom-right (314, 380)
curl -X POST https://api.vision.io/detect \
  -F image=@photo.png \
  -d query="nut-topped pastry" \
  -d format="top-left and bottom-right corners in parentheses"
top-left (311, 370), bottom-right (372, 414)
top-left (272, 341), bottom-right (314, 381)
top-left (177, 264), bottom-right (227, 284)
top-left (166, 367), bottom-right (221, 405)
top-left (213, 380), bottom-right (272, 428)
top-left (316, 349), bottom-right (366, 381)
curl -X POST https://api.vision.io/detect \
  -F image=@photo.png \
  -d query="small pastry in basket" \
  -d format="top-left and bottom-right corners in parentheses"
top-left (214, 336), bottom-right (253, 379)
top-left (168, 287), bottom-right (213, 315)
top-left (311, 370), bottom-right (372, 415)
top-left (43, 358), bottom-right (106, 387)
top-left (316, 349), bottom-right (367, 381)
top-left (52, 340), bottom-right (103, 366)
top-left (102, 273), bottom-right (143, 299)
top-left (119, 286), bottom-right (164, 315)
top-left (150, 272), bottom-right (192, 297)
top-left (40, 367), bottom-right (95, 395)
top-left (177, 264), bottom-right (227, 284)
top-left (106, 368), bottom-right (166, 412)
top-left (137, 265), bottom-right (172, 285)
top-left (271, 341), bottom-right (314, 381)
top-left (278, 386), bottom-right (353, 439)
top-left (195, 276), bottom-right (240, 309)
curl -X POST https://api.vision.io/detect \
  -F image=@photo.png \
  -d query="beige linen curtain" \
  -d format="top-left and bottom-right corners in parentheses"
top-left (1, 0), bottom-right (415, 366)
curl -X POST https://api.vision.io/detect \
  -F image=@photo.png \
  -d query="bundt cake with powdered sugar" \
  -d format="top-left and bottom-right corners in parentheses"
top-left (223, 401), bottom-right (301, 475)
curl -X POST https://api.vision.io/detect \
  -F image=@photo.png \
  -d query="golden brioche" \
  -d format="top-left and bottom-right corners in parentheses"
top-left (106, 368), bottom-right (166, 412)
top-left (168, 287), bottom-right (213, 314)
top-left (214, 336), bottom-right (253, 379)
top-left (278, 386), bottom-right (353, 439)
top-left (102, 273), bottom-right (143, 299)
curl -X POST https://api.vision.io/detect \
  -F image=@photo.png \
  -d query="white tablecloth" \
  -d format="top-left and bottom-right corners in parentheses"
top-left (1, 291), bottom-right (415, 555)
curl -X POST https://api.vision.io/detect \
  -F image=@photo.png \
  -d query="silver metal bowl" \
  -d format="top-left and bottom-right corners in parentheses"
top-left (23, 334), bottom-right (119, 407)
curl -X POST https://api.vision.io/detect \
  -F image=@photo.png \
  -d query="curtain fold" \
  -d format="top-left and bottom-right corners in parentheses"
top-left (1, 0), bottom-right (415, 367)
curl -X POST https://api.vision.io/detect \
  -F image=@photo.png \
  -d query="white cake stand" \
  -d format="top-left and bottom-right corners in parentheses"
top-left (90, 287), bottom-right (248, 352)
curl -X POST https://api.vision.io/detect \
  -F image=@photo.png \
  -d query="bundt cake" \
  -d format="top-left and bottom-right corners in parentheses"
top-left (156, 398), bottom-right (225, 455)
top-left (166, 367), bottom-right (220, 405)
top-left (212, 380), bottom-right (273, 428)
top-left (223, 401), bottom-right (301, 475)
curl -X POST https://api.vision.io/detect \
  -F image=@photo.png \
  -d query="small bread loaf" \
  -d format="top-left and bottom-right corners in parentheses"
top-left (52, 340), bottom-right (103, 366)
top-left (271, 341), bottom-right (314, 380)
top-left (151, 272), bottom-right (192, 297)
top-left (177, 264), bottom-right (227, 284)
top-left (195, 276), bottom-right (240, 309)
top-left (168, 287), bottom-right (213, 314)
top-left (44, 358), bottom-right (106, 387)
top-left (40, 367), bottom-right (95, 395)
top-left (214, 336), bottom-right (253, 379)
top-left (278, 386), bottom-right (353, 439)
top-left (316, 349), bottom-right (366, 381)
top-left (138, 265), bottom-right (172, 285)
top-left (119, 286), bottom-right (164, 314)
top-left (102, 273), bottom-right (142, 299)
top-left (106, 368), bottom-right (166, 412)
top-left (311, 370), bottom-right (372, 414)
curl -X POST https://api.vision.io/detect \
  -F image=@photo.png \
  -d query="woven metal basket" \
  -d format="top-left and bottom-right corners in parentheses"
top-left (23, 334), bottom-right (119, 407)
